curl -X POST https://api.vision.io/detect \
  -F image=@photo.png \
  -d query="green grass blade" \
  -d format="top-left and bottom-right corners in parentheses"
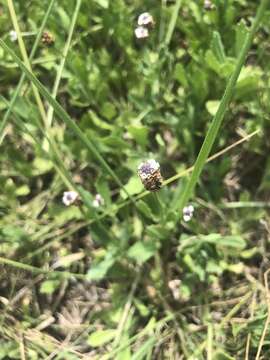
top-left (0, 39), bottom-right (135, 204)
top-left (7, 0), bottom-right (48, 125)
top-left (0, 0), bottom-right (56, 145)
top-left (177, 0), bottom-right (268, 212)
top-left (46, 0), bottom-right (82, 127)
top-left (164, 0), bottom-right (182, 46)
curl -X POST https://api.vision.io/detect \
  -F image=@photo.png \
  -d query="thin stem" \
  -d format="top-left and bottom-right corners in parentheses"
top-left (0, 256), bottom-right (87, 280)
top-left (7, 0), bottom-right (48, 127)
top-left (46, 0), bottom-right (82, 127)
top-left (178, 0), bottom-right (268, 212)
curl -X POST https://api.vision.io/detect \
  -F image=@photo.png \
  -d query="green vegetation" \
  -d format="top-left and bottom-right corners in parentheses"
top-left (0, 0), bottom-right (270, 358)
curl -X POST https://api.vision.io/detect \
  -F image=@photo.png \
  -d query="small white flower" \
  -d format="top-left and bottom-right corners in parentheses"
top-left (92, 194), bottom-right (104, 208)
top-left (62, 191), bottom-right (79, 206)
top-left (204, 0), bottom-right (214, 10)
top-left (137, 12), bottom-right (154, 27)
top-left (135, 26), bottom-right (149, 39)
top-left (9, 30), bottom-right (17, 42)
top-left (183, 204), bottom-right (194, 222)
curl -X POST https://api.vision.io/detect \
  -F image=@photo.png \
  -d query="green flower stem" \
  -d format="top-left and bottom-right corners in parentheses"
top-left (177, 0), bottom-right (268, 213)
top-left (0, 256), bottom-right (87, 280)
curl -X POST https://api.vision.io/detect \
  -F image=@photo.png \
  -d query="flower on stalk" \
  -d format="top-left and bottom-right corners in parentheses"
top-left (137, 12), bottom-right (154, 27)
top-left (182, 205), bottom-right (194, 222)
top-left (92, 194), bottom-right (105, 208)
top-left (42, 31), bottom-right (54, 46)
top-left (9, 30), bottom-right (17, 42)
top-left (62, 191), bottom-right (79, 206)
top-left (138, 159), bottom-right (163, 191)
top-left (134, 26), bottom-right (149, 39)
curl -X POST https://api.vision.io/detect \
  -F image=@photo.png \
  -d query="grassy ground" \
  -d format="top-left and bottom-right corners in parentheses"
top-left (0, 0), bottom-right (270, 359)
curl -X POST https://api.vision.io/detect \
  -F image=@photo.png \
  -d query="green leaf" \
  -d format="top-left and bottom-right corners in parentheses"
top-left (235, 20), bottom-right (248, 56)
top-left (87, 251), bottom-right (117, 280)
top-left (88, 329), bottom-right (116, 347)
top-left (211, 31), bottom-right (226, 63)
top-left (213, 350), bottom-right (235, 360)
top-left (206, 100), bottom-right (220, 116)
top-left (128, 125), bottom-right (149, 147)
top-left (94, 0), bottom-right (109, 9)
top-left (137, 200), bottom-right (156, 221)
top-left (127, 240), bottom-right (158, 264)
top-left (40, 280), bottom-right (60, 294)
top-left (200, 234), bottom-right (246, 249)
top-left (120, 177), bottom-right (143, 199)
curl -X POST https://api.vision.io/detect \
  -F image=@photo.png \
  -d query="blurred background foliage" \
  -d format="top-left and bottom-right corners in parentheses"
top-left (0, 0), bottom-right (270, 358)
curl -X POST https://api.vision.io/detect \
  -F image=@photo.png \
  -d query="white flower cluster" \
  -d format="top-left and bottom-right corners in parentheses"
top-left (183, 205), bottom-right (194, 222)
top-left (135, 12), bottom-right (154, 39)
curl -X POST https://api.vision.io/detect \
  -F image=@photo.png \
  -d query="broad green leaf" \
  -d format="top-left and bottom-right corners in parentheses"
top-left (127, 240), bottom-right (158, 264)
top-left (87, 251), bottom-right (117, 280)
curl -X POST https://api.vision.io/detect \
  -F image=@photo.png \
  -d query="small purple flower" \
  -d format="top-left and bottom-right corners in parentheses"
top-left (138, 159), bottom-right (160, 179)
top-left (92, 194), bottom-right (105, 208)
top-left (62, 191), bottom-right (79, 206)
top-left (183, 205), bottom-right (194, 222)
top-left (137, 12), bottom-right (154, 27)
top-left (135, 26), bottom-right (149, 39)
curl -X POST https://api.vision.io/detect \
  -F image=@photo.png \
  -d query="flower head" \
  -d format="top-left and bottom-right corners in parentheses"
top-left (183, 205), bottom-right (194, 222)
top-left (137, 12), bottom-right (154, 27)
top-left (62, 191), bottom-right (79, 206)
top-left (138, 159), bottom-right (160, 178)
top-left (9, 30), bottom-right (17, 42)
top-left (92, 194), bottom-right (105, 208)
top-left (134, 26), bottom-right (149, 39)
top-left (138, 159), bottom-right (163, 191)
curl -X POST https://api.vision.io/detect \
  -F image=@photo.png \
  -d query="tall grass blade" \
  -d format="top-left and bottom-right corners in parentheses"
top-left (46, 0), bottom-right (82, 127)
